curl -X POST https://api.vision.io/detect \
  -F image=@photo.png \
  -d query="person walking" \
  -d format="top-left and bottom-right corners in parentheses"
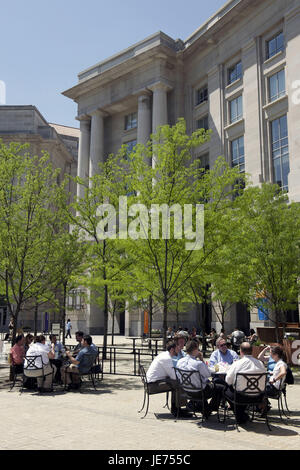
top-left (65, 319), bottom-right (72, 339)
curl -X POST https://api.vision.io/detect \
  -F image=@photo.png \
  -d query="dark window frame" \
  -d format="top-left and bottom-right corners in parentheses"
top-left (266, 32), bottom-right (285, 60)
top-left (228, 61), bottom-right (242, 85)
top-left (195, 85), bottom-right (208, 106)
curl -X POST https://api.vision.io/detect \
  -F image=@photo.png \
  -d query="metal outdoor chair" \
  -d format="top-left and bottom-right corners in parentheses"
top-left (138, 364), bottom-right (171, 419)
top-left (68, 353), bottom-right (102, 392)
top-left (22, 355), bottom-right (54, 393)
top-left (9, 357), bottom-right (24, 391)
top-left (267, 379), bottom-right (291, 423)
top-left (222, 372), bottom-right (270, 431)
top-left (173, 367), bottom-right (207, 422)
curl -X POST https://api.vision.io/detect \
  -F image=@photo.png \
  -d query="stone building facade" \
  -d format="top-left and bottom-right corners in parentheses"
top-left (0, 105), bottom-right (79, 333)
top-left (63, 0), bottom-right (300, 335)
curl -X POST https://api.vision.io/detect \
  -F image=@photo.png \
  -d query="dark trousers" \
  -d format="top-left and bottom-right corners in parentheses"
top-left (148, 379), bottom-right (186, 411)
top-left (50, 359), bottom-right (63, 381)
top-left (266, 383), bottom-right (279, 397)
top-left (224, 386), bottom-right (264, 421)
top-left (65, 330), bottom-right (71, 339)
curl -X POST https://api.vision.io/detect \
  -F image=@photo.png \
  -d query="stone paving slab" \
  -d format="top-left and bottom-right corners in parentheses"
top-left (0, 366), bottom-right (300, 450)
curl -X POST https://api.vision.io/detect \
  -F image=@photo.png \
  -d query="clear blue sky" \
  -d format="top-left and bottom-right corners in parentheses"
top-left (1, 0), bottom-right (225, 127)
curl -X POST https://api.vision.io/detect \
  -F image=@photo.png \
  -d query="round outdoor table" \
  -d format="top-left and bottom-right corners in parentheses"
top-left (147, 337), bottom-right (163, 355)
top-left (126, 337), bottom-right (143, 354)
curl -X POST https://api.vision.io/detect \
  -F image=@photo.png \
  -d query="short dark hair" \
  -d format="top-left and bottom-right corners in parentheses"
top-left (240, 342), bottom-right (252, 355)
top-left (75, 331), bottom-right (84, 338)
top-left (16, 334), bottom-right (24, 343)
top-left (83, 335), bottom-right (92, 346)
top-left (35, 335), bottom-right (46, 343)
top-left (271, 345), bottom-right (285, 360)
top-left (49, 334), bottom-right (56, 341)
top-left (166, 340), bottom-right (176, 352)
top-left (186, 340), bottom-right (199, 354)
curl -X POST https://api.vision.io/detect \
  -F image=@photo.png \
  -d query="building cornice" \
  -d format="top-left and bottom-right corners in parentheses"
top-left (63, 33), bottom-right (178, 101)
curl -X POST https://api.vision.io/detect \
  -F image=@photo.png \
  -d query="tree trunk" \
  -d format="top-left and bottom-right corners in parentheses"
top-left (111, 303), bottom-right (115, 346)
top-left (34, 302), bottom-right (38, 337)
top-left (62, 282), bottom-right (67, 345)
top-left (103, 283), bottom-right (108, 360)
top-left (163, 292), bottom-right (168, 349)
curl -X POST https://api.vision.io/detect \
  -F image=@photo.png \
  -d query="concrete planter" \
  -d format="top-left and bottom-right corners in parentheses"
top-left (252, 345), bottom-right (266, 359)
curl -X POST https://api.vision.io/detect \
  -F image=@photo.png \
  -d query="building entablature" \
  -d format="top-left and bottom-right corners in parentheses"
top-left (63, 33), bottom-right (179, 103)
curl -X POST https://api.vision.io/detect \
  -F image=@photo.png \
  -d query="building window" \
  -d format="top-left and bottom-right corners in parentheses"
top-left (198, 153), bottom-right (210, 172)
top-left (266, 32), bottom-right (284, 59)
top-left (229, 95), bottom-right (243, 123)
top-left (125, 112), bottom-right (137, 130)
top-left (231, 136), bottom-right (245, 173)
top-left (269, 69), bottom-right (285, 102)
top-left (197, 115), bottom-right (209, 131)
top-left (228, 61), bottom-right (242, 85)
top-left (271, 115), bottom-right (289, 191)
top-left (67, 289), bottom-right (85, 310)
top-left (124, 139), bottom-right (137, 160)
top-left (195, 85), bottom-right (208, 106)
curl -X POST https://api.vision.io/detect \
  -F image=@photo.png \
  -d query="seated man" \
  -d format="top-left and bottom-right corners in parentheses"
top-left (146, 340), bottom-right (191, 417)
top-left (72, 331), bottom-right (84, 355)
top-left (209, 337), bottom-right (239, 368)
top-left (171, 333), bottom-right (187, 367)
top-left (225, 342), bottom-right (266, 424)
top-left (24, 335), bottom-right (56, 392)
top-left (177, 339), bottom-right (221, 417)
top-left (61, 334), bottom-right (98, 390)
top-left (206, 329), bottom-right (218, 350)
top-left (48, 334), bottom-right (65, 382)
top-left (10, 334), bottom-right (25, 375)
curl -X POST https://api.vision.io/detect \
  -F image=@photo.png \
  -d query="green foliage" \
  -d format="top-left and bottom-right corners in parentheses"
top-left (0, 141), bottom-right (85, 342)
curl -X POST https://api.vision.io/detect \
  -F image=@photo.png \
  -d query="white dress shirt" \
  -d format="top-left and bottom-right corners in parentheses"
top-left (176, 354), bottom-right (211, 391)
top-left (24, 342), bottom-right (51, 369)
top-left (146, 351), bottom-right (176, 383)
top-left (226, 355), bottom-right (266, 392)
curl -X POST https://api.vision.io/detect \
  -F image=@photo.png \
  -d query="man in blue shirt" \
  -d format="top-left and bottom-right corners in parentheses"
top-left (62, 335), bottom-right (98, 390)
top-left (209, 337), bottom-right (239, 367)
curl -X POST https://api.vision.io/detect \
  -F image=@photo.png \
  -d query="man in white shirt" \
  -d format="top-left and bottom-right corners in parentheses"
top-left (224, 342), bottom-right (266, 424)
top-left (24, 335), bottom-right (56, 392)
top-left (146, 340), bottom-right (191, 417)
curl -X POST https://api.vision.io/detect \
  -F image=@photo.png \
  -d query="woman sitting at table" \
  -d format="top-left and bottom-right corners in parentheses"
top-left (257, 344), bottom-right (279, 375)
top-left (265, 345), bottom-right (287, 396)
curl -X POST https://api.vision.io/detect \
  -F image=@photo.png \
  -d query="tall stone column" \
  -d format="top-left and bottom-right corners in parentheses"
top-left (148, 82), bottom-right (172, 168)
top-left (207, 65), bottom-right (224, 167)
top-left (137, 92), bottom-right (152, 146)
top-left (285, 5), bottom-right (300, 202)
top-left (77, 118), bottom-right (90, 200)
top-left (89, 109), bottom-right (105, 181)
top-left (242, 38), bottom-right (263, 186)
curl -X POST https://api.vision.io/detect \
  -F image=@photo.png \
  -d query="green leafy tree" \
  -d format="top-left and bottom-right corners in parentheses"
top-left (122, 119), bottom-right (243, 347)
top-left (71, 153), bottom-right (134, 357)
top-left (230, 183), bottom-right (300, 342)
top-left (0, 141), bottom-right (69, 344)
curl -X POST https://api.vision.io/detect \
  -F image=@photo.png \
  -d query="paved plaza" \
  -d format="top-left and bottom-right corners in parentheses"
top-left (0, 336), bottom-right (299, 450)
